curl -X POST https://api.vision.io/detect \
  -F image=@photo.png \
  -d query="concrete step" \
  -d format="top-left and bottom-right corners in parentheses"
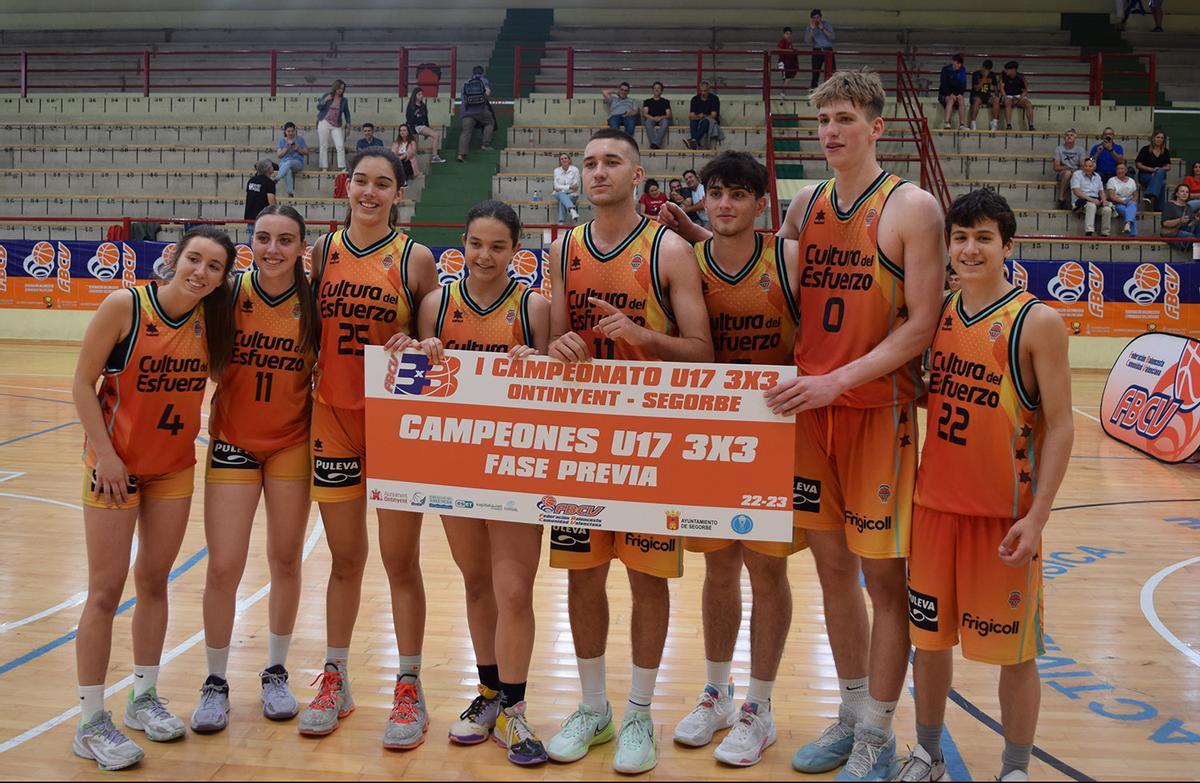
top-left (0, 123), bottom-right (449, 147)
top-left (0, 193), bottom-right (414, 223)
top-left (0, 145), bottom-right (440, 174)
top-left (506, 125), bottom-right (767, 150)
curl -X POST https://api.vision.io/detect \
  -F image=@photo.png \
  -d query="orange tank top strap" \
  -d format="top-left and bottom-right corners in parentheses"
top-left (89, 283), bottom-right (210, 475)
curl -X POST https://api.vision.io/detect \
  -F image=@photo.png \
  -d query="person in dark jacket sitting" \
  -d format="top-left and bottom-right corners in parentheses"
top-left (405, 87), bottom-right (447, 164)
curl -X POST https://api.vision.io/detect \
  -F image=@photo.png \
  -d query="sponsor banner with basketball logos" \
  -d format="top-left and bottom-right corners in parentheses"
top-left (363, 347), bottom-right (796, 541)
top-left (0, 239), bottom-right (549, 310)
top-left (1099, 331), bottom-right (1200, 463)
top-left (1008, 259), bottom-right (1200, 338)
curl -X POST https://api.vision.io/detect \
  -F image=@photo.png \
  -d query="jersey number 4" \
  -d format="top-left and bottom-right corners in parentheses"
top-left (157, 403), bottom-right (185, 436)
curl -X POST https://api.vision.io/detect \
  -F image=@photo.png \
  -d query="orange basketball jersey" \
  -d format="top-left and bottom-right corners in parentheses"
top-left (86, 283), bottom-right (210, 475)
top-left (436, 278), bottom-right (535, 352)
top-left (696, 233), bottom-right (799, 365)
top-left (916, 288), bottom-right (1046, 518)
top-left (794, 172), bottom-right (922, 407)
top-left (561, 217), bottom-right (676, 360)
top-left (314, 228), bottom-right (417, 409)
top-left (210, 270), bottom-right (316, 453)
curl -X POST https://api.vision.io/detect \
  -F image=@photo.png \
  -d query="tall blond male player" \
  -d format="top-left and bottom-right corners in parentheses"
top-left (544, 127), bottom-right (714, 774)
top-left (891, 189), bottom-right (1072, 783)
top-left (670, 151), bottom-right (806, 768)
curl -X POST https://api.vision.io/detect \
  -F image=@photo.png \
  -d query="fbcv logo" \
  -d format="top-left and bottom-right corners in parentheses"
top-left (383, 351), bottom-right (460, 397)
top-left (537, 496), bottom-right (604, 517)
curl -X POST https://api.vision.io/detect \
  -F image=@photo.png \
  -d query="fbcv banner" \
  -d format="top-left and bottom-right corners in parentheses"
top-left (0, 239), bottom-right (550, 311)
top-left (1100, 332), bottom-right (1200, 463)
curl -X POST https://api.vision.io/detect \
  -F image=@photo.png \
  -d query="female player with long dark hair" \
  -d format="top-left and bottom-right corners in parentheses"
top-left (71, 227), bottom-right (235, 770)
top-left (189, 205), bottom-right (318, 732)
top-left (297, 148), bottom-right (440, 751)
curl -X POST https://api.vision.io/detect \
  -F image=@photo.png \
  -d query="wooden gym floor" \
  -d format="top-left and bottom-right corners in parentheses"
top-left (0, 341), bottom-right (1196, 781)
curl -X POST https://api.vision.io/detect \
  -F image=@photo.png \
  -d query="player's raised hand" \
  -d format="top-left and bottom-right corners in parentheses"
top-left (998, 513), bottom-right (1045, 568)
top-left (383, 332), bottom-right (415, 354)
top-left (549, 331), bottom-right (591, 363)
top-left (589, 296), bottom-right (650, 347)
top-left (416, 336), bottom-right (445, 364)
top-left (508, 344), bottom-right (538, 360)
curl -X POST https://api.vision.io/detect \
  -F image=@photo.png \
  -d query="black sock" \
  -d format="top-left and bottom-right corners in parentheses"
top-left (477, 664), bottom-right (501, 692)
top-left (499, 680), bottom-right (527, 709)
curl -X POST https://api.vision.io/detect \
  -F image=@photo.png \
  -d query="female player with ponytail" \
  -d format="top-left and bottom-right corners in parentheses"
top-left (189, 205), bottom-right (317, 733)
top-left (71, 227), bottom-right (236, 771)
top-left (298, 148), bottom-right (441, 750)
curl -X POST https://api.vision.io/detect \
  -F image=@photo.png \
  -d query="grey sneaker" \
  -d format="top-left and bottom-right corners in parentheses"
top-left (892, 743), bottom-right (948, 781)
top-left (298, 662), bottom-right (354, 736)
top-left (261, 664), bottom-right (299, 721)
top-left (836, 724), bottom-right (896, 781)
top-left (382, 674), bottom-right (428, 750)
top-left (189, 675), bottom-right (230, 733)
top-left (73, 711), bottom-right (145, 771)
top-left (123, 688), bottom-right (185, 741)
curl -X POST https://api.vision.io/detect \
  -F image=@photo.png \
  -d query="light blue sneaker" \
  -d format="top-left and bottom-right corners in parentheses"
top-left (792, 703), bottom-right (856, 773)
top-left (834, 724), bottom-right (896, 781)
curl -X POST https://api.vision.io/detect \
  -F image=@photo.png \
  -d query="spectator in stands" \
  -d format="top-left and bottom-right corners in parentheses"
top-left (938, 53), bottom-right (968, 130)
top-left (1120, 0), bottom-right (1164, 32)
top-left (639, 179), bottom-right (668, 218)
top-left (968, 59), bottom-right (1001, 131)
top-left (1053, 128), bottom-right (1083, 209)
top-left (1000, 61), bottom-right (1035, 131)
top-left (1161, 184), bottom-right (1198, 253)
top-left (405, 87), bottom-right (447, 164)
top-left (391, 124), bottom-right (420, 181)
top-left (681, 168), bottom-right (708, 226)
top-left (602, 82), bottom-right (639, 136)
top-left (667, 178), bottom-right (690, 212)
top-left (777, 26), bottom-right (800, 86)
top-left (804, 9), bottom-right (836, 89)
top-left (687, 81), bottom-right (725, 150)
top-left (642, 81), bottom-right (672, 150)
top-left (316, 79), bottom-right (351, 171)
top-left (1134, 128), bottom-right (1171, 210)
top-left (274, 122), bottom-right (308, 198)
top-left (1183, 160), bottom-right (1200, 211)
top-left (244, 159), bottom-right (277, 225)
top-left (1071, 157), bottom-right (1114, 236)
top-left (1107, 161), bottom-right (1140, 236)
top-left (1089, 127), bottom-right (1125, 182)
top-left (356, 122), bottom-right (384, 152)
top-left (553, 152), bottom-right (581, 224)
top-left (457, 65), bottom-right (494, 163)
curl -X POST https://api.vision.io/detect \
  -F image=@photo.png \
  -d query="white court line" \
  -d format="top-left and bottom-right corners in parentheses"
top-left (0, 384), bottom-right (72, 394)
top-left (0, 519), bottom-right (324, 753)
top-left (1140, 555), bottom-right (1200, 669)
top-left (0, 471), bottom-right (26, 484)
top-left (1072, 406), bottom-right (1102, 423)
top-left (0, 490), bottom-right (139, 633)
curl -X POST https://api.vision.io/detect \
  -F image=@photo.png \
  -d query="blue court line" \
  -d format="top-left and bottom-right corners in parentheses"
top-left (0, 546), bottom-right (207, 677)
top-left (0, 421), bottom-right (78, 447)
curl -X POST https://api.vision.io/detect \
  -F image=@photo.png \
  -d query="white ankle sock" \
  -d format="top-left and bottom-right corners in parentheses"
top-left (397, 654), bottom-right (421, 680)
top-left (705, 658), bottom-right (732, 695)
top-left (840, 676), bottom-right (869, 723)
top-left (862, 696), bottom-right (899, 735)
top-left (628, 664), bottom-right (658, 713)
top-left (747, 677), bottom-right (774, 711)
top-left (325, 646), bottom-right (350, 667)
top-left (132, 665), bottom-right (159, 698)
top-left (267, 633), bottom-right (291, 669)
top-left (78, 684), bottom-right (105, 725)
top-left (205, 645), bottom-right (230, 679)
top-left (577, 655), bottom-right (607, 712)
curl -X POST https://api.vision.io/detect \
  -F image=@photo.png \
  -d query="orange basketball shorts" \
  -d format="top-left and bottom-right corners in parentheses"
top-left (81, 463), bottom-right (195, 510)
top-left (206, 438), bottom-right (310, 485)
top-left (908, 505), bottom-right (1045, 665)
top-left (549, 528), bottom-right (684, 578)
top-left (792, 401), bottom-right (917, 559)
top-left (310, 400), bottom-right (366, 504)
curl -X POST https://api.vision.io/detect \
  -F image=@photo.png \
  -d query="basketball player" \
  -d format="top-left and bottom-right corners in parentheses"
top-left (891, 190), bottom-right (1072, 783)
top-left (662, 70), bottom-right (946, 779)
top-left (190, 205), bottom-right (316, 733)
top-left (299, 148), bottom-right (440, 749)
top-left (71, 227), bottom-right (236, 770)
top-left (407, 200), bottom-right (552, 765)
top-left (543, 128), bottom-right (713, 774)
top-left (670, 151), bottom-right (805, 767)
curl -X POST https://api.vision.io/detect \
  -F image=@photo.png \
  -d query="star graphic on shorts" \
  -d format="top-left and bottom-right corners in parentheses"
top-left (899, 434), bottom-right (912, 447)
top-left (1020, 425), bottom-right (1033, 437)
top-left (899, 409), bottom-right (909, 424)
top-left (313, 438), bottom-right (324, 451)
top-left (1019, 470), bottom-right (1032, 483)
top-left (1015, 448), bottom-right (1027, 460)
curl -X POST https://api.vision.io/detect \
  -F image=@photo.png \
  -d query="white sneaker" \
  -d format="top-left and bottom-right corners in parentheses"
top-left (673, 683), bottom-right (736, 747)
top-left (569, 207), bottom-right (579, 221)
top-left (969, 121), bottom-right (977, 130)
top-left (124, 688), bottom-right (185, 741)
top-left (892, 743), bottom-right (949, 781)
top-left (432, 154), bottom-right (447, 164)
top-left (1000, 771), bottom-right (1030, 782)
top-left (713, 702), bottom-right (777, 766)
top-left (546, 701), bottom-right (614, 762)
top-left (73, 711), bottom-right (145, 771)
top-left (990, 119), bottom-right (999, 131)
top-left (612, 709), bottom-right (658, 774)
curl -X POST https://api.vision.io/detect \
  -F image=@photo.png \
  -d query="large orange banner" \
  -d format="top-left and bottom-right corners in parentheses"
top-left (364, 347), bottom-right (797, 541)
